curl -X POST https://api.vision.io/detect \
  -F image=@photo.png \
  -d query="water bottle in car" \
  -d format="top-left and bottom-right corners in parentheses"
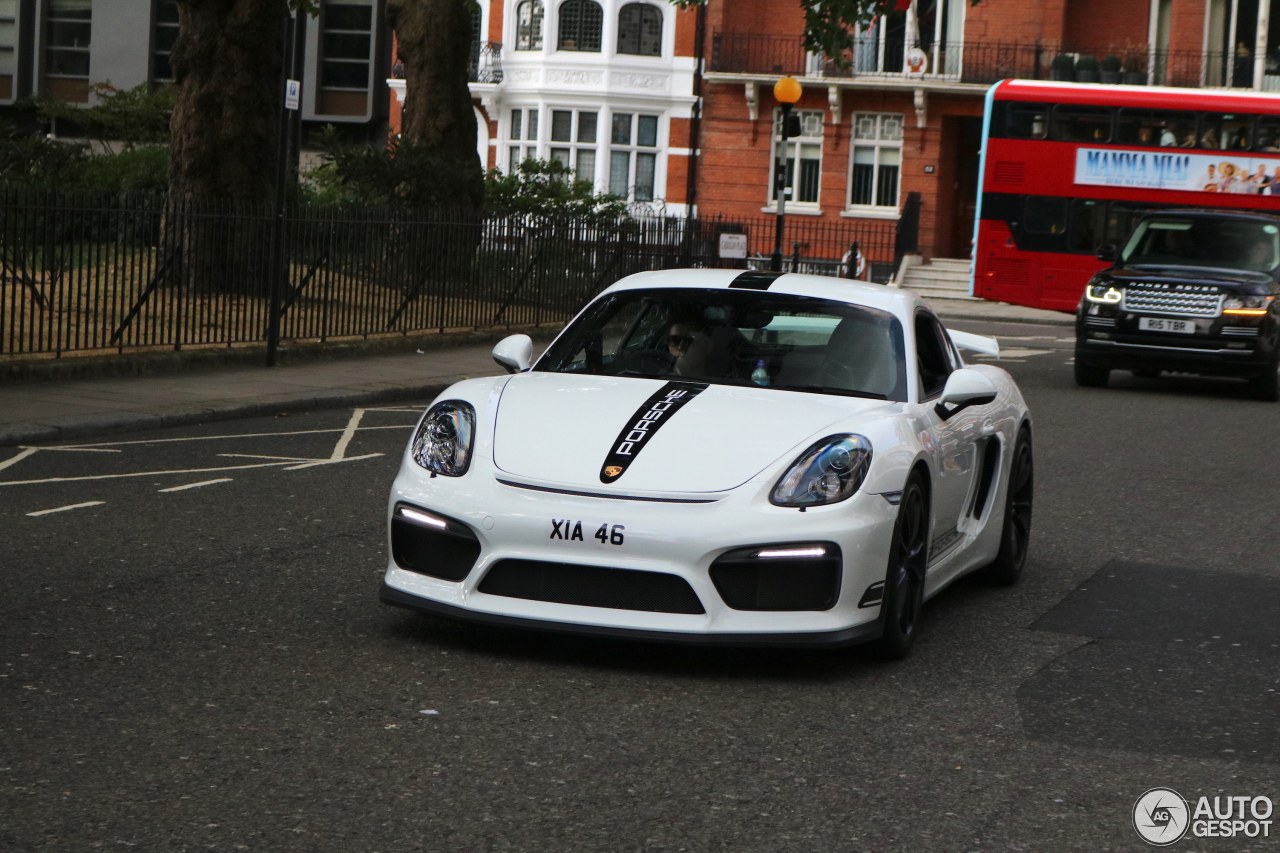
top-left (751, 359), bottom-right (769, 386)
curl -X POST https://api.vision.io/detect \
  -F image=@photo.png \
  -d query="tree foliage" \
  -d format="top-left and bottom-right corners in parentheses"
top-left (29, 82), bottom-right (173, 154)
top-left (0, 121), bottom-right (86, 186)
top-left (484, 158), bottom-right (628, 219)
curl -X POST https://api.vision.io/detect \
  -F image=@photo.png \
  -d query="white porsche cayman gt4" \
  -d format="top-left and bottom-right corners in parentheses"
top-left (380, 269), bottom-right (1032, 657)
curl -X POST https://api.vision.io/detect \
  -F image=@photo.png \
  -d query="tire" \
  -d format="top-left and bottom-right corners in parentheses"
top-left (1132, 369), bottom-right (1160, 379)
top-left (1074, 361), bottom-right (1110, 387)
top-left (975, 426), bottom-right (1034, 586)
top-left (1246, 360), bottom-right (1280, 401)
top-left (869, 472), bottom-right (929, 660)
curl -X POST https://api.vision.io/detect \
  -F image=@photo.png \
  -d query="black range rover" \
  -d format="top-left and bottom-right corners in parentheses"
top-left (1075, 210), bottom-right (1280, 400)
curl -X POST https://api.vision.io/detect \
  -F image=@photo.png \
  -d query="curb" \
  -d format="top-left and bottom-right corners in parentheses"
top-left (0, 382), bottom-right (452, 448)
top-left (933, 310), bottom-right (1075, 327)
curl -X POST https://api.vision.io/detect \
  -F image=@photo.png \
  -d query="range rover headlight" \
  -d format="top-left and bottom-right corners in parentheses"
top-left (1223, 295), bottom-right (1274, 315)
top-left (770, 434), bottom-right (872, 507)
top-left (411, 400), bottom-right (476, 477)
top-left (1086, 283), bottom-right (1123, 304)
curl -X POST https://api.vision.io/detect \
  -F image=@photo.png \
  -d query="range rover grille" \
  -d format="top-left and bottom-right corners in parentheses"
top-left (1121, 282), bottom-right (1222, 317)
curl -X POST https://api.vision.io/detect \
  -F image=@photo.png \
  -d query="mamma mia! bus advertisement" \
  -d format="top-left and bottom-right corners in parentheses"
top-left (1074, 147), bottom-right (1280, 195)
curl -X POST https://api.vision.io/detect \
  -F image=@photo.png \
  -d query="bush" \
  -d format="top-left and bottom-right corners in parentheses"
top-left (1050, 53), bottom-right (1076, 74)
top-left (68, 145), bottom-right (169, 193)
top-left (1101, 55), bottom-right (1122, 72)
top-left (1075, 54), bottom-right (1099, 72)
top-left (0, 120), bottom-right (86, 187)
top-left (484, 157), bottom-right (627, 219)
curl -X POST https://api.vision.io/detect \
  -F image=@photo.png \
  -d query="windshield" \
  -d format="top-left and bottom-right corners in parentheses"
top-left (1121, 217), bottom-right (1280, 272)
top-left (536, 288), bottom-right (908, 402)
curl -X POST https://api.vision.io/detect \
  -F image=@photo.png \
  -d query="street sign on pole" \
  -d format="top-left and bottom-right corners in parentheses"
top-left (285, 79), bottom-right (300, 111)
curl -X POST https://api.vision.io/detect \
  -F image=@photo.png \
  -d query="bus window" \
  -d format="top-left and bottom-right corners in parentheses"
top-left (1106, 202), bottom-right (1164, 244)
top-left (1198, 113), bottom-right (1253, 151)
top-left (1115, 108), bottom-right (1197, 147)
top-left (1025, 197), bottom-right (1067, 234)
top-left (1256, 116), bottom-right (1280, 152)
top-left (1068, 199), bottom-right (1106, 251)
top-left (1005, 102), bottom-right (1048, 139)
top-left (1051, 105), bottom-right (1113, 143)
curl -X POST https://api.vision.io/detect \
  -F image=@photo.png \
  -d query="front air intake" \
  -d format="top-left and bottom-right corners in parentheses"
top-left (478, 560), bottom-right (705, 614)
top-left (390, 503), bottom-right (482, 581)
top-left (710, 543), bottom-right (842, 611)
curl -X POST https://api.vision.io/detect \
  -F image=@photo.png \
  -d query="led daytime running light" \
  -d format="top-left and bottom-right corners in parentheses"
top-left (1086, 285), bottom-right (1123, 304)
top-left (755, 547), bottom-right (827, 559)
top-left (399, 506), bottom-right (447, 528)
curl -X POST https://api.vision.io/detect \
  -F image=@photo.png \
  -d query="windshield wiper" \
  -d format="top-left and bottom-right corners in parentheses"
top-left (773, 384), bottom-right (889, 400)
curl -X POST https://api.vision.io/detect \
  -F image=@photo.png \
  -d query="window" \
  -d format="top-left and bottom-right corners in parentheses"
top-left (617, 3), bottom-right (661, 57)
top-left (515, 0), bottom-right (543, 50)
top-left (557, 0), bottom-right (602, 52)
top-left (914, 313), bottom-right (953, 400)
top-left (318, 0), bottom-right (373, 116)
top-left (152, 0), bottom-right (179, 83)
top-left (609, 112), bottom-right (659, 201)
top-left (1050, 105), bottom-right (1113, 143)
top-left (1198, 112), bottom-right (1252, 151)
top-left (549, 108), bottom-right (598, 182)
top-left (45, 0), bottom-right (91, 102)
top-left (1004, 102), bottom-right (1048, 139)
top-left (507, 107), bottom-right (540, 172)
top-left (1115, 108), bottom-right (1196, 148)
top-left (1068, 199), bottom-right (1106, 252)
top-left (1256, 116), bottom-right (1280, 152)
top-left (848, 112), bottom-right (902, 210)
top-left (1024, 196), bottom-right (1066, 234)
top-left (0, 0), bottom-right (17, 100)
top-left (766, 109), bottom-right (823, 207)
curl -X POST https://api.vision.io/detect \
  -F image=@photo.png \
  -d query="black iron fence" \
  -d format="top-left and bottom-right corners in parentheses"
top-left (0, 191), bottom-right (896, 358)
top-left (710, 33), bottom-right (1251, 90)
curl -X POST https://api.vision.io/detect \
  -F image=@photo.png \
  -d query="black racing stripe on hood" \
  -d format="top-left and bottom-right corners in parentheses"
top-left (729, 270), bottom-right (785, 290)
top-left (599, 381), bottom-right (709, 484)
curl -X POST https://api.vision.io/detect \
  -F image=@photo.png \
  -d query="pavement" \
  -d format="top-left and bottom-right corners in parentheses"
top-left (0, 297), bottom-right (1070, 448)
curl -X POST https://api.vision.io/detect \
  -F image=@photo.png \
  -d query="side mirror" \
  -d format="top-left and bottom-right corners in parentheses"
top-left (1095, 243), bottom-right (1118, 264)
top-left (492, 334), bottom-right (533, 374)
top-left (934, 368), bottom-right (997, 420)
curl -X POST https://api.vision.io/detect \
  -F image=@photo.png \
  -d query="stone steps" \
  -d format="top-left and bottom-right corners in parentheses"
top-left (899, 258), bottom-right (976, 300)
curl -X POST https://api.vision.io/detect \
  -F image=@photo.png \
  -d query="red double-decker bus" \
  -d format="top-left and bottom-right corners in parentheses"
top-left (973, 80), bottom-right (1280, 312)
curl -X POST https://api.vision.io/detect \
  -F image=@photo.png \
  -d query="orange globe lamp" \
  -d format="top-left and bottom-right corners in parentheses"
top-left (773, 76), bottom-right (803, 105)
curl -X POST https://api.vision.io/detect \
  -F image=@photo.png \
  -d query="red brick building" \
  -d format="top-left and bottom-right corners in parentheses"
top-left (384, 0), bottom-right (1280, 263)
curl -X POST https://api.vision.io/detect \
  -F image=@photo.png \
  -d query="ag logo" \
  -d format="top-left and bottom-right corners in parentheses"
top-left (1133, 788), bottom-right (1190, 846)
top-left (604, 465), bottom-right (625, 478)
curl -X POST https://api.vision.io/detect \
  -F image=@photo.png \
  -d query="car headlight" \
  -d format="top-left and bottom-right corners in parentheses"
top-left (1086, 283), bottom-right (1123, 304)
top-left (411, 400), bottom-right (476, 477)
top-left (1223, 294), bottom-right (1274, 315)
top-left (770, 434), bottom-right (872, 507)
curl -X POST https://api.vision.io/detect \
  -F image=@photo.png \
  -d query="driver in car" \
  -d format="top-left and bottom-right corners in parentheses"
top-left (666, 313), bottom-right (744, 378)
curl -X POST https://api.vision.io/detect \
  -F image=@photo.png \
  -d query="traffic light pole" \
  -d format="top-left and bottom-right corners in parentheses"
top-left (770, 103), bottom-right (793, 273)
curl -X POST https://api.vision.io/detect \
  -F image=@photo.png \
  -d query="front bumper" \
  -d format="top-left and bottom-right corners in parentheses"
top-left (1076, 316), bottom-right (1276, 377)
top-left (382, 464), bottom-right (900, 647)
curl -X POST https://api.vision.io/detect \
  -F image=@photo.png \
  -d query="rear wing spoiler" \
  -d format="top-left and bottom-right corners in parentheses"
top-left (947, 329), bottom-right (1000, 359)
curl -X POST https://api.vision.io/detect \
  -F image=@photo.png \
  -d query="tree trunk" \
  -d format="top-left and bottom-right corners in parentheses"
top-left (386, 0), bottom-right (485, 216)
top-left (166, 1), bottom-right (287, 296)
top-left (169, 0), bottom-right (286, 202)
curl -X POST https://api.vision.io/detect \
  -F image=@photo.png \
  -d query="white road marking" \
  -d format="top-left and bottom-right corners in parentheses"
top-left (50, 424), bottom-right (414, 450)
top-left (330, 408), bottom-right (366, 460)
top-left (26, 501), bottom-right (106, 517)
top-left (22, 447), bottom-right (121, 452)
top-left (0, 460), bottom-right (297, 488)
top-left (283, 452), bottom-right (384, 471)
top-left (217, 453), bottom-right (322, 462)
top-left (159, 478), bottom-right (233, 493)
top-left (0, 448), bottom-right (39, 473)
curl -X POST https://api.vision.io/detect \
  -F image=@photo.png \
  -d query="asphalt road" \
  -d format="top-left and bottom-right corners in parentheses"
top-left (2, 319), bottom-right (1278, 852)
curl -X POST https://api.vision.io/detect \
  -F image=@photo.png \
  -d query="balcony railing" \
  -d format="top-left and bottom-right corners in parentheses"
top-left (469, 41), bottom-right (504, 84)
top-left (710, 32), bottom-right (1272, 91)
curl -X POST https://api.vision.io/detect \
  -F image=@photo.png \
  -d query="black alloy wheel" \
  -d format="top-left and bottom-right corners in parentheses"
top-left (870, 473), bottom-right (928, 660)
top-left (1074, 361), bottom-right (1110, 387)
top-left (977, 426), bottom-right (1034, 585)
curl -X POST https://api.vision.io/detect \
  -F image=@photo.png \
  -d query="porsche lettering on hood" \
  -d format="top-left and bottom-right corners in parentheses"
top-left (599, 381), bottom-right (708, 483)
top-left (492, 373), bottom-right (884, 493)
